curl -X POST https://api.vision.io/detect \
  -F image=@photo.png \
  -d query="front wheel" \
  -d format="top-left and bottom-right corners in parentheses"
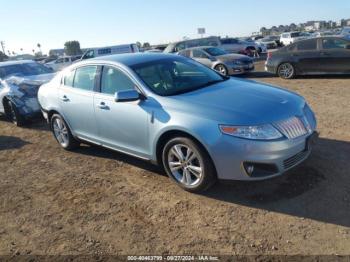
top-left (162, 137), bottom-right (217, 192)
top-left (50, 114), bottom-right (79, 150)
top-left (214, 64), bottom-right (228, 76)
top-left (278, 62), bottom-right (295, 79)
top-left (5, 100), bottom-right (25, 126)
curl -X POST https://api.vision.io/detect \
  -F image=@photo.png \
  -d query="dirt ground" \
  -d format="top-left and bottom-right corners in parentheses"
top-left (0, 61), bottom-right (349, 257)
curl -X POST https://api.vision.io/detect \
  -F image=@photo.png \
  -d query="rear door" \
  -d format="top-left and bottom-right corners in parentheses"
top-left (319, 38), bottom-right (350, 73)
top-left (293, 39), bottom-right (320, 74)
top-left (59, 65), bottom-right (99, 140)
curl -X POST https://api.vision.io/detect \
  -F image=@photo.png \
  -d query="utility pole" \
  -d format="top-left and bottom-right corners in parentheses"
top-left (0, 41), bottom-right (5, 54)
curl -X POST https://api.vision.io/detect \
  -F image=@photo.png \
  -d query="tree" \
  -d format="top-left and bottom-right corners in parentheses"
top-left (0, 51), bottom-right (8, 62)
top-left (64, 41), bottom-right (82, 56)
top-left (37, 43), bottom-right (42, 53)
top-left (142, 42), bottom-right (151, 48)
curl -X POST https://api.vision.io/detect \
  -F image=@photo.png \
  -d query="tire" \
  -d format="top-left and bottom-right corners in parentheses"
top-left (277, 62), bottom-right (296, 79)
top-left (162, 137), bottom-right (217, 192)
top-left (214, 64), bottom-right (228, 76)
top-left (50, 114), bottom-right (79, 150)
top-left (4, 99), bottom-right (25, 127)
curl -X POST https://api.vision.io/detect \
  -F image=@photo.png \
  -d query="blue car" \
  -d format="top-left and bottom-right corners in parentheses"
top-left (38, 53), bottom-right (317, 192)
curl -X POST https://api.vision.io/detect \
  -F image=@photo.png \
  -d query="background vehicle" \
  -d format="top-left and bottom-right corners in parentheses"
top-left (80, 44), bottom-right (140, 60)
top-left (45, 55), bottom-right (81, 72)
top-left (257, 35), bottom-right (281, 49)
top-left (163, 36), bottom-right (221, 53)
top-left (240, 37), bottom-right (268, 53)
top-left (280, 32), bottom-right (308, 46)
top-left (0, 60), bottom-right (54, 126)
top-left (265, 37), bottom-right (350, 79)
top-left (341, 27), bottom-right (350, 40)
top-left (178, 46), bottom-right (254, 75)
top-left (39, 53), bottom-right (316, 192)
top-left (219, 37), bottom-right (257, 54)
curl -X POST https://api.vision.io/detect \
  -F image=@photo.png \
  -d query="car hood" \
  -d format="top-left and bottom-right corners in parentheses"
top-left (4, 73), bottom-right (56, 98)
top-left (162, 78), bottom-right (305, 125)
top-left (216, 54), bottom-right (252, 63)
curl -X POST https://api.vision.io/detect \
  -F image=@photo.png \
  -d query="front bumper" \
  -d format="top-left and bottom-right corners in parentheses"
top-left (210, 132), bottom-right (317, 181)
top-left (228, 63), bottom-right (255, 75)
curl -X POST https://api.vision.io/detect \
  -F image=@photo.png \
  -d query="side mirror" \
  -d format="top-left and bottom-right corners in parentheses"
top-left (114, 90), bottom-right (141, 102)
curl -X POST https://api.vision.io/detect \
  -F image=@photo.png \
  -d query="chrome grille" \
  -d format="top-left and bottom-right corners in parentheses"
top-left (274, 117), bottom-right (308, 139)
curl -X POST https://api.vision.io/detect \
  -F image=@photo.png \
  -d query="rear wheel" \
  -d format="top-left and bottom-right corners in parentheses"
top-left (278, 62), bottom-right (295, 79)
top-left (50, 114), bottom-right (79, 150)
top-left (214, 64), bottom-right (228, 76)
top-left (4, 100), bottom-right (25, 126)
top-left (162, 137), bottom-right (217, 192)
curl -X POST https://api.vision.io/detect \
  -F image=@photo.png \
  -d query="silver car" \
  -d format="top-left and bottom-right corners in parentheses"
top-left (38, 53), bottom-right (317, 192)
top-left (178, 47), bottom-right (254, 76)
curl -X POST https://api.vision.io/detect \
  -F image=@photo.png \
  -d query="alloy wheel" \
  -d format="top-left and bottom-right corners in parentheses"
top-left (167, 144), bottom-right (203, 187)
top-left (215, 65), bottom-right (227, 76)
top-left (52, 117), bottom-right (69, 147)
top-left (279, 63), bottom-right (294, 79)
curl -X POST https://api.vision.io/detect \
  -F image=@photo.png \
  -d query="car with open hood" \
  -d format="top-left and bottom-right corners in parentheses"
top-left (0, 60), bottom-right (55, 126)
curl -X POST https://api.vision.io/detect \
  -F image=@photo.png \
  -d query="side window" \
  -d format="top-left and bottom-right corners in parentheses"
top-left (73, 66), bottom-right (97, 91)
top-left (64, 58), bottom-right (70, 63)
top-left (178, 50), bottom-right (191, 57)
top-left (192, 50), bottom-right (207, 58)
top-left (64, 69), bottom-right (75, 86)
top-left (322, 39), bottom-right (349, 49)
top-left (101, 66), bottom-right (135, 95)
top-left (56, 58), bottom-right (63, 64)
top-left (174, 43), bottom-right (185, 52)
top-left (297, 40), bottom-right (317, 51)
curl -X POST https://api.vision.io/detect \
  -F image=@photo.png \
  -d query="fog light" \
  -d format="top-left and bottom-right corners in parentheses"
top-left (246, 164), bottom-right (255, 175)
top-left (243, 162), bottom-right (278, 178)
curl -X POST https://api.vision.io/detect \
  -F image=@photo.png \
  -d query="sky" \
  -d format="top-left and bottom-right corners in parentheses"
top-left (0, 0), bottom-right (349, 55)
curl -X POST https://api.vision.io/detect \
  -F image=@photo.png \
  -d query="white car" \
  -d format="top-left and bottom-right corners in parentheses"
top-left (80, 44), bottom-right (140, 60)
top-left (280, 32), bottom-right (308, 46)
top-left (45, 56), bottom-right (81, 72)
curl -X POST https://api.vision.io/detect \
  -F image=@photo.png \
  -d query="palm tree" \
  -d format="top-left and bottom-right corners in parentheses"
top-left (32, 49), bottom-right (35, 54)
top-left (37, 43), bottom-right (42, 52)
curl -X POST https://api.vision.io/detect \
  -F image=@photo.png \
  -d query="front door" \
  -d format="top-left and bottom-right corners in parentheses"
top-left (93, 66), bottom-right (149, 157)
top-left (59, 65), bottom-right (99, 140)
top-left (319, 38), bottom-right (350, 73)
top-left (191, 49), bottom-right (213, 67)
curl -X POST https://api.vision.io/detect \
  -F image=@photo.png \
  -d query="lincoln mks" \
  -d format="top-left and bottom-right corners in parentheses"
top-left (38, 53), bottom-right (317, 192)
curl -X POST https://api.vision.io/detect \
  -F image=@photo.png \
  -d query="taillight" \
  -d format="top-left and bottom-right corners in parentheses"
top-left (267, 52), bottom-right (272, 59)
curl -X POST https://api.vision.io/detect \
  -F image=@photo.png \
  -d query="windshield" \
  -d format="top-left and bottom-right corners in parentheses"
top-left (291, 32), bottom-right (301, 38)
top-left (131, 57), bottom-right (227, 96)
top-left (203, 47), bottom-right (227, 56)
top-left (0, 62), bottom-right (52, 79)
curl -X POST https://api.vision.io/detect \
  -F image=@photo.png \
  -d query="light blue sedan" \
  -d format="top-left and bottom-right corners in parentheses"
top-left (38, 53), bottom-right (317, 192)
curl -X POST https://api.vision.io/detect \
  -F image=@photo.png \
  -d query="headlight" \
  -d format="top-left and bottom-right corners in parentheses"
top-left (219, 124), bottom-right (283, 140)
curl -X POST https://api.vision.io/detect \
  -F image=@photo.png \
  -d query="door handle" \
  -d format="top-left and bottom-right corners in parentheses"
top-left (97, 102), bottom-right (109, 110)
top-left (61, 95), bottom-right (70, 102)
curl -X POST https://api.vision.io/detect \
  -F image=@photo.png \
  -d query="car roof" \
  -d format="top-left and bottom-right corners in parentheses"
top-left (179, 46), bottom-right (217, 51)
top-left (91, 53), bottom-right (180, 66)
top-left (0, 60), bottom-right (35, 67)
